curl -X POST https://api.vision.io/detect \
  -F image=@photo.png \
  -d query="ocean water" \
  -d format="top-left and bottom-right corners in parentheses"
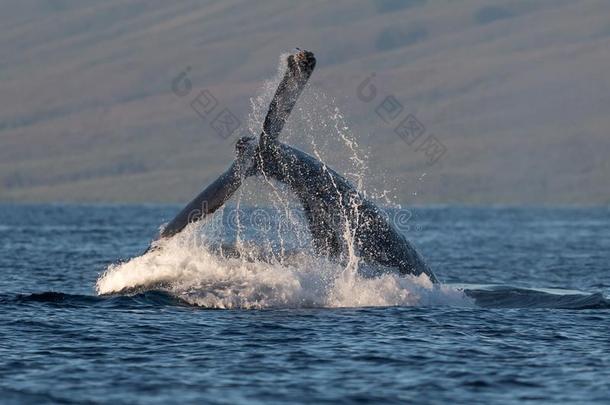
top-left (1, 204), bottom-right (609, 404)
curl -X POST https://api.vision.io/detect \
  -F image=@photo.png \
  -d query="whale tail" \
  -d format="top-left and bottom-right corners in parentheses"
top-left (260, 50), bottom-right (316, 147)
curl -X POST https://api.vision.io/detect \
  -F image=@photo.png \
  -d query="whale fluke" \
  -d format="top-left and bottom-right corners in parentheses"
top-left (261, 50), bottom-right (316, 147)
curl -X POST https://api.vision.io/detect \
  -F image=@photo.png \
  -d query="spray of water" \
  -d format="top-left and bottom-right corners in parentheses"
top-left (97, 55), bottom-right (471, 308)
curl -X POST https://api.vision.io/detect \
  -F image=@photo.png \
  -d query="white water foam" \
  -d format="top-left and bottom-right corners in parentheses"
top-left (96, 224), bottom-right (472, 309)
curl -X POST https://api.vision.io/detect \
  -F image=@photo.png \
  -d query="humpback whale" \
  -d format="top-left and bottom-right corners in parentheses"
top-left (157, 50), bottom-right (438, 283)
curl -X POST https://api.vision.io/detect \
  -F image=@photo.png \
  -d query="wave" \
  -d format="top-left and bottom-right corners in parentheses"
top-left (1, 290), bottom-right (187, 309)
top-left (464, 285), bottom-right (610, 309)
top-left (5, 286), bottom-right (608, 310)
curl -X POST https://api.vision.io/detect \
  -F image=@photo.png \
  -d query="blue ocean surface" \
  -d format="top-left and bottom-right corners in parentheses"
top-left (1, 204), bottom-right (609, 404)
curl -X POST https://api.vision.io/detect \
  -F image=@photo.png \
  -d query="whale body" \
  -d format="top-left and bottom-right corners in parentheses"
top-left (155, 50), bottom-right (438, 283)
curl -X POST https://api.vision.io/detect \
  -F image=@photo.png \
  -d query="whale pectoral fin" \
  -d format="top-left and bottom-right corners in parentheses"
top-left (158, 160), bottom-right (243, 240)
top-left (151, 51), bottom-right (315, 245)
top-left (261, 50), bottom-right (316, 146)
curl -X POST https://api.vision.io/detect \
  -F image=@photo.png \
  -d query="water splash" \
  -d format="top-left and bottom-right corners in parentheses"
top-left (96, 53), bottom-right (467, 309)
top-left (96, 223), bottom-right (470, 308)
